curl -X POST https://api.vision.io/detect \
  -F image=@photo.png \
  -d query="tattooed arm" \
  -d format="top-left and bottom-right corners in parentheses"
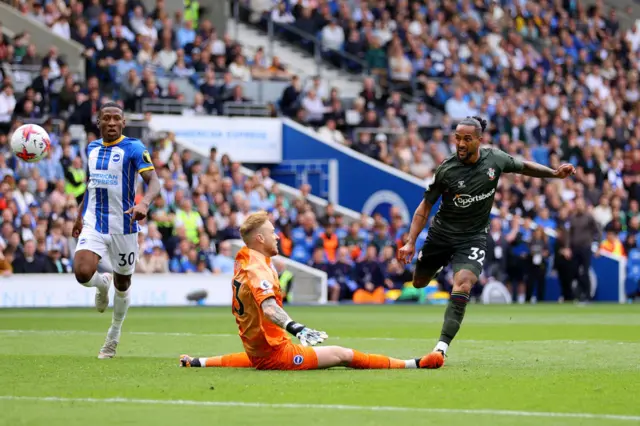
top-left (519, 161), bottom-right (576, 179)
top-left (261, 297), bottom-right (293, 329)
top-left (261, 297), bottom-right (328, 346)
top-left (407, 199), bottom-right (433, 245)
top-left (397, 199), bottom-right (433, 264)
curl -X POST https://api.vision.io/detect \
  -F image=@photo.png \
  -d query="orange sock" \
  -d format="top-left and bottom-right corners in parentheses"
top-left (348, 350), bottom-right (406, 369)
top-left (204, 352), bottom-right (253, 368)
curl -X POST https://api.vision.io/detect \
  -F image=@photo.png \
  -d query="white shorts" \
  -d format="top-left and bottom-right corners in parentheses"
top-left (76, 227), bottom-right (139, 275)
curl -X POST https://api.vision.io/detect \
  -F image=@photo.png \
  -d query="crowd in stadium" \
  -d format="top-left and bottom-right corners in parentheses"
top-left (1, 0), bottom-right (640, 303)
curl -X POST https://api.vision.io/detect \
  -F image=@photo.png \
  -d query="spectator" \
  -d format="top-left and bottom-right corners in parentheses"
top-left (12, 239), bottom-right (52, 273)
top-left (554, 226), bottom-right (574, 303)
top-left (321, 19), bottom-right (344, 67)
top-left (301, 89), bottom-right (327, 127)
top-left (157, 39), bottom-right (178, 71)
top-left (51, 16), bottom-right (71, 40)
top-left (384, 258), bottom-right (412, 291)
top-left (229, 55), bottom-right (251, 82)
top-left (174, 199), bottom-right (203, 244)
top-left (365, 37), bottom-right (387, 83)
top-left (309, 246), bottom-right (338, 299)
top-left (271, 2), bottom-right (294, 25)
top-left (387, 41), bottom-right (412, 93)
top-left (506, 216), bottom-right (530, 304)
top-left (317, 118), bottom-right (345, 145)
top-left (445, 88), bottom-right (476, 121)
top-left (176, 19), bottom-right (195, 49)
top-left (527, 227), bottom-right (549, 303)
top-left (0, 84), bottom-right (16, 123)
top-left (599, 224), bottom-right (626, 258)
top-left (408, 102), bottom-right (433, 128)
top-left (485, 218), bottom-right (508, 283)
top-left (353, 245), bottom-right (385, 304)
top-left (0, 246), bottom-right (15, 277)
top-left (280, 75), bottom-right (302, 117)
top-left (567, 199), bottom-right (601, 303)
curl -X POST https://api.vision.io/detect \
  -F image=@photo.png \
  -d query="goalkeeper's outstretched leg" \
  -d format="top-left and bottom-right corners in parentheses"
top-left (180, 352), bottom-right (253, 368)
top-left (180, 345), bottom-right (443, 370)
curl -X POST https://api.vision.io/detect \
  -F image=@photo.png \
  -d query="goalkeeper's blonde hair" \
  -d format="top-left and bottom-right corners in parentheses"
top-left (240, 211), bottom-right (269, 245)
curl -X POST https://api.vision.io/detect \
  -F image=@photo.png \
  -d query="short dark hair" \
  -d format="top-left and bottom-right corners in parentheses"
top-left (100, 101), bottom-right (122, 111)
top-left (458, 116), bottom-right (488, 136)
top-left (100, 101), bottom-right (123, 113)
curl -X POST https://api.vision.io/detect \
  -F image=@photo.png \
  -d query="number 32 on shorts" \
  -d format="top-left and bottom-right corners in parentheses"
top-left (468, 247), bottom-right (485, 266)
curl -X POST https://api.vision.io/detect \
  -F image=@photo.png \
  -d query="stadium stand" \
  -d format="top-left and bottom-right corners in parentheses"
top-left (1, 0), bottom-right (640, 305)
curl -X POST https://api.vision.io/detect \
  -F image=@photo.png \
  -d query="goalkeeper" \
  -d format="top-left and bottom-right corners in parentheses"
top-left (180, 211), bottom-right (439, 370)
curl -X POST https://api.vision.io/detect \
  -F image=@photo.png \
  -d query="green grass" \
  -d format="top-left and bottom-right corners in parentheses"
top-left (1, 304), bottom-right (640, 426)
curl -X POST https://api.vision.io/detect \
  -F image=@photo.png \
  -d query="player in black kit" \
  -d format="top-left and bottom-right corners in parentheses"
top-left (398, 117), bottom-right (575, 368)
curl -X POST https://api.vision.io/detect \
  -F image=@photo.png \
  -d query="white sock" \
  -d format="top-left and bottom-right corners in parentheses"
top-left (80, 272), bottom-right (105, 289)
top-left (517, 294), bottom-right (526, 304)
top-left (404, 359), bottom-right (418, 369)
top-left (199, 358), bottom-right (207, 367)
top-left (107, 288), bottom-right (130, 340)
top-left (435, 341), bottom-right (449, 354)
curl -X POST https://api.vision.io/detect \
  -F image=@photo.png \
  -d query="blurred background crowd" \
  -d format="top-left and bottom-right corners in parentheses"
top-left (1, 0), bottom-right (640, 304)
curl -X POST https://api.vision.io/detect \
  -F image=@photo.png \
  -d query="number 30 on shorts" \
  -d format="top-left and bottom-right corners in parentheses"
top-left (468, 247), bottom-right (485, 266)
top-left (118, 252), bottom-right (135, 267)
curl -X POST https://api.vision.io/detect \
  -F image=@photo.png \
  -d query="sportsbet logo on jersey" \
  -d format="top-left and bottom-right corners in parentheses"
top-left (453, 188), bottom-right (496, 209)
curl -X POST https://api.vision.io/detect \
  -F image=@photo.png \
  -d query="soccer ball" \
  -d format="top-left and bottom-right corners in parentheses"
top-left (11, 124), bottom-right (51, 163)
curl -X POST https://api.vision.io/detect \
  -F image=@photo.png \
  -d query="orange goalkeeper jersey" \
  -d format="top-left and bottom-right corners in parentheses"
top-left (232, 246), bottom-right (289, 357)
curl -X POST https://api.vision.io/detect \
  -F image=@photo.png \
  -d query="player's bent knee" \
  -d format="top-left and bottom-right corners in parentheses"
top-left (74, 250), bottom-right (100, 283)
top-left (412, 275), bottom-right (431, 289)
top-left (113, 273), bottom-right (132, 291)
top-left (337, 347), bottom-right (354, 364)
top-left (313, 345), bottom-right (353, 368)
top-left (453, 270), bottom-right (477, 293)
top-left (74, 265), bottom-right (96, 284)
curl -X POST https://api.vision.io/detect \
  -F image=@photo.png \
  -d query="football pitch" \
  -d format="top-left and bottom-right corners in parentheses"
top-left (1, 305), bottom-right (639, 426)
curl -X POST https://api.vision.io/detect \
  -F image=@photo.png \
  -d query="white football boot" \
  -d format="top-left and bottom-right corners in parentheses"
top-left (98, 338), bottom-right (118, 359)
top-left (95, 273), bottom-right (112, 313)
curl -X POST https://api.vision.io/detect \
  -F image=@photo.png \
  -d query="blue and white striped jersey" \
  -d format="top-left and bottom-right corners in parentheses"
top-left (82, 135), bottom-right (154, 235)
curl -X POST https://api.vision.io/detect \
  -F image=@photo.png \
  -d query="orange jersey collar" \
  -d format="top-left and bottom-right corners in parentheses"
top-left (236, 246), bottom-right (272, 267)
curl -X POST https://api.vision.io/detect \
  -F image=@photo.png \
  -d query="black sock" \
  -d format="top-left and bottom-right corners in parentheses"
top-left (439, 291), bottom-right (470, 345)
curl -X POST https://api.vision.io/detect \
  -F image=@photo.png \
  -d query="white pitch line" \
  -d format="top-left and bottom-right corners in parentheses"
top-left (0, 395), bottom-right (638, 422)
top-left (0, 329), bottom-right (638, 345)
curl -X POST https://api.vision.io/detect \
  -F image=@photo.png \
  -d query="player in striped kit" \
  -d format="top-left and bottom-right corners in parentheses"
top-left (72, 102), bottom-right (160, 359)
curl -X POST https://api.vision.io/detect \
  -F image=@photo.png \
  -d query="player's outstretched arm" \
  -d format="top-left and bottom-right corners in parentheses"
top-left (139, 169), bottom-right (161, 208)
top-left (261, 298), bottom-right (328, 346)
top-left (125, 170), bottom-right (161, 220)
top-left (518, 161), bottom-right (576, 179)
top-left (398, 199), bottom-right (433, 264)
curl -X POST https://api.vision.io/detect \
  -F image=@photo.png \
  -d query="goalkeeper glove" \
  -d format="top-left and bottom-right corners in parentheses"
top-left (285, 321), bottom-right (328, 347)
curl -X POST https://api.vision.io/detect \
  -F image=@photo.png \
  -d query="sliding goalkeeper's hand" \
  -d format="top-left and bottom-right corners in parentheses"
top-left (296, 328), bottom-right (329, 347)
top-left (286, 321), bottom-right (328, 346)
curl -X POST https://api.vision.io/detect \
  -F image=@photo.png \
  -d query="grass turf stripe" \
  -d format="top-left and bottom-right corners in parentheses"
top-left (0, 396), bottom-right (638, 422)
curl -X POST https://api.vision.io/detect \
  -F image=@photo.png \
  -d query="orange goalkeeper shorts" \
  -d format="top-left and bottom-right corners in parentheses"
top-left (249, 342), bottom-right (319, 371)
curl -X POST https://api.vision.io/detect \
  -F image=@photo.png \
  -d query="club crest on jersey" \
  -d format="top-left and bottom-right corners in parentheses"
top-left (260, 280), bottom-right (273, 290)
top-left (293, 355), bottom-right (304, 365)
top-left (142, 150), bottom-right (152, 164)
top-left (487, 168), bottom-right (496, 180)
top-left (457, 181), bottom-right (465, 188)
top-left (111, 153), bottom-right (122, 163)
